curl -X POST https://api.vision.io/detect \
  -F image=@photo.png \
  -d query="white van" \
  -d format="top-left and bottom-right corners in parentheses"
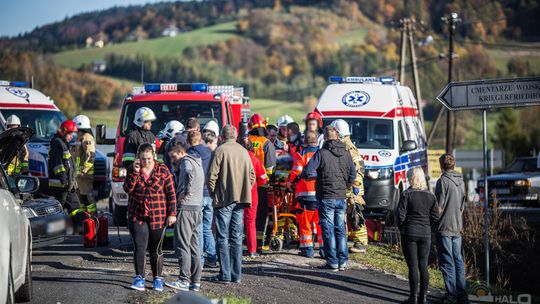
top-left (316, 76), bottom-right (428, 216)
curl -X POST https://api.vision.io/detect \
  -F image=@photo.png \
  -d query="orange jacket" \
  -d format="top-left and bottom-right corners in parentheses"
top-left (289, 146), bottom-right (319, 200)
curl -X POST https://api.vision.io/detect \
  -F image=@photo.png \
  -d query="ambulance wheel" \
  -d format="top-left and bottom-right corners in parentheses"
top-left (269, 237), bottom-right (283, 251)
top-left (385, 187), bottom-right (401, 227)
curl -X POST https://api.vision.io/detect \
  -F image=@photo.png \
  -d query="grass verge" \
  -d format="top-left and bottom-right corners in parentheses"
top-left (351, 244), bottom-right (445, 290)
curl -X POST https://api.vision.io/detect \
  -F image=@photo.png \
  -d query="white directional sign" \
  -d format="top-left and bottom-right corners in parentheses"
top-left (437, 77), bottom-right (540, 110)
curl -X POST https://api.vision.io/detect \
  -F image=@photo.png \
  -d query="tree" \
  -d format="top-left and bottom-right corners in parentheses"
top-left (493, 108), bottom-right (530, 164)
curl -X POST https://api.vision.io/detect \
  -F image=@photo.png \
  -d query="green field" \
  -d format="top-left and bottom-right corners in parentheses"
top-left (85, 98), bottom-right (306, 130)
top-left (485, 45), bottom-right (540, 73)
top-left (52, 22), bottom-right (238, 69)
top-left (337, 27), bottom-right (369, 45)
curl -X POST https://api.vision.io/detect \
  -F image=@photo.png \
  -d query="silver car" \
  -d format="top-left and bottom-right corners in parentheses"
top-left (0, 127), bottom-right (38, 303)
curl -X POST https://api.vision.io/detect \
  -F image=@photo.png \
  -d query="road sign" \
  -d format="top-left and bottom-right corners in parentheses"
top-left (437, 77), bottom-right (540, 110)
top-left (455, 149), bottom-right (504, 169)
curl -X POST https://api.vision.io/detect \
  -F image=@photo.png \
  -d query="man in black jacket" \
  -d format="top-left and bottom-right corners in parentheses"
top-left (123, 107), bottom-right (157, 168)
top-left (301, 126), bottom-right (356, 271)
top-left (48, 120), bottom-right (82, 233)
top-left (435, 154), bottom-right (468, 304)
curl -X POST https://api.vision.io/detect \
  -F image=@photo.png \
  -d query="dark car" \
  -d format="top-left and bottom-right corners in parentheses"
top-left (21, 197), bottom-right (66, 249)
top-left (478, 157), bottom-right (540, 207)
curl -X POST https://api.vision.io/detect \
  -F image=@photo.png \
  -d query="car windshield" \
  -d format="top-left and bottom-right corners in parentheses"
top-left (323, 118), bottom-right (394, 149)
top-left (121, 101), bottom-right (222, 136)
top-left (502, 158), bottom-right (540, 173)
top-left (1, 109), bottom-right (66, 142)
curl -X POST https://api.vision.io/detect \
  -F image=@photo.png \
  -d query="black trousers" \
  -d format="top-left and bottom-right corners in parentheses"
top-left (51, 189), bottom-right (83, 232)
top-left (401, 234), bottom-right (431, 295)
top-left (128, 219), bottom-right (165, 278)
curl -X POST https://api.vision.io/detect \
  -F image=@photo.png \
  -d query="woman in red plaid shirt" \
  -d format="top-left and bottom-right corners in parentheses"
top-left (123, 143), bottom-right (177, 292)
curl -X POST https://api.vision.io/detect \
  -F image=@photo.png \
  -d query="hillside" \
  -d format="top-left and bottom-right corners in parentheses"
top-left (52, 22), bottom-right (238, 69)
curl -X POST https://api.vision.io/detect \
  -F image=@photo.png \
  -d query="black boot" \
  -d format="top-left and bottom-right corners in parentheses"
top-left (417, 293), bottom-right (427, 304)
top-left (401, 294), bottom-right (418, 304)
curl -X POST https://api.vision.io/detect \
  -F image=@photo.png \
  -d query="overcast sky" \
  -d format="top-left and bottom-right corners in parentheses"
top-left (0, 0), bottom-right (175, 37)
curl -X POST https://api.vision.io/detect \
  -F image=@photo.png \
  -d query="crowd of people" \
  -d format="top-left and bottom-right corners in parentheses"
top-left (5, 107), bottom-right (468, 303)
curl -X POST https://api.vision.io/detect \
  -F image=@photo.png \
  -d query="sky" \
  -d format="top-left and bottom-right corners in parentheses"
top-left (0, 0), bottom-right (175, 37)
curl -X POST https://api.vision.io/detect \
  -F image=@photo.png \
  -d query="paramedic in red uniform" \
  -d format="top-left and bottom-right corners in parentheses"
top-left (247, 113), bottom-right (277, 249)
top-left (238, 136), bottom-right (268, 258)
top-left (288, 130), bottom-right (323, 258)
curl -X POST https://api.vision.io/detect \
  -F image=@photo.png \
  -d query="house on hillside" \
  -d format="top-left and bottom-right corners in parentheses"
top-left (92, 60), bottom-right (107, 73)
top-left (161, 25), bottom-right (180, 37)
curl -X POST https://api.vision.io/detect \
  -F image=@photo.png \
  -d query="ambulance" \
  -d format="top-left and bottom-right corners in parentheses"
top-left (316, 76), bottom-right (428, 217)
top-left (0, 80), bottom-right (111, 200)
top-left (96, 82), bottom-right (250, 227)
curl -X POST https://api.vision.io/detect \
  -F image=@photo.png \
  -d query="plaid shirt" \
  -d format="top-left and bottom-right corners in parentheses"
top-left (124, 162), bottom-right (177, 230)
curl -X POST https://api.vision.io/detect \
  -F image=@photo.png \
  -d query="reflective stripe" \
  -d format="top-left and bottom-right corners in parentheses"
top-left (260, 174), bottom-right (267, 180)
top-left (86, 203), bottom-right (97, 213)
top-left (122, 153), bottom-right (136, 162)
top-left (293, 165), bottom-right (303, 171)
top-left (20, 162), bottom-right (28, 168)
top-left (48, 179), bottom-right (65, 188)
top-left (53, 164), bottom-right (66, 174)
top-left (63, 151), bottom-right (71, 159)
top-left (299, 236), bottom-right (312, 241)
top-left (83, 162), bottom-right (94, 169)
top-left (299, 242), bottom-right (314, 248)
top-left (296, 191), bottom-right (316, 197)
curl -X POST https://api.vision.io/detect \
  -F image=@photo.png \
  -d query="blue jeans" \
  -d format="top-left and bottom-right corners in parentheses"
top-left (215, 203), bottom-right (244, 282)
top-left (200, 196), bottom-right (217, 264)
top-left (318, 199), bottom-right (348, 267)
top-left (437, 235), bottom-right (467, 299)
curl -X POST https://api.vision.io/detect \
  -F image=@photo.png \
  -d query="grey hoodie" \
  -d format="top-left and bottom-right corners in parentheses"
top-left (175, 154), bottom-right (204, 211)
top-left (434, 170), bottom-right (466, 237)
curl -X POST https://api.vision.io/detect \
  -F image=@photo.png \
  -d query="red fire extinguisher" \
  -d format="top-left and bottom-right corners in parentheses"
top-left (83, 212), bottom-right (98, 248)
top-left (97, 213), bottom-right (109, 247)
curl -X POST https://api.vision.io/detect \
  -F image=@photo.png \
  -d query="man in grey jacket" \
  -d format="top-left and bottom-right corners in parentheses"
top-left (207, 124), bottom-right (255, 284)
top-left (165, 132), bottom-right (205, 292)
top-left (435, 154), bottom-right (468, 304)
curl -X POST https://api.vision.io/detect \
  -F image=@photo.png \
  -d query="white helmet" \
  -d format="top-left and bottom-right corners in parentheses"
top-left (277, 115), bottom-right (294, 127)
top-left (161, 120), bottom-right (185, 140)
top-left (73, 115), bottom-right (91, 129)
top-left (5, 115), bottom-right (21, 126)
top-left (331, 119), bottom-right (351, 137)
top-left (203, 120), bottom-right (219, 136)
top-left (134, 107), bottom-right (156, 127)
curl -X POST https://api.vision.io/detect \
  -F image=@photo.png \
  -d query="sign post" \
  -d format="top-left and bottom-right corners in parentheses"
top-left (436, 76), bottom-right (540, 286)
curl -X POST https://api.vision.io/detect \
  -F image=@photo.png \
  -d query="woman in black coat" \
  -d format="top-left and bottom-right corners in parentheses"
top-left (397, 167), bottom-right (440, 304)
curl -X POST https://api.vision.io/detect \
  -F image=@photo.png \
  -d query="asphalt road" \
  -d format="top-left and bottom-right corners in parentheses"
top-left (29, 224), bottom-right (444, 304)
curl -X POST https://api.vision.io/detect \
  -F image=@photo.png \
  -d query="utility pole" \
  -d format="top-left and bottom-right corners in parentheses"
top-left (397, 17), bottom-right (424, 124)
top-left (443, 13), bottom-right (460, 154)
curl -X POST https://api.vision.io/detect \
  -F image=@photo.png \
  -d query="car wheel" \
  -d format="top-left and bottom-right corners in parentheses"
top-left (385, 187), bottom-right (401, 227)
top-left (14, 243), bottom-right (32, 303)
top-left (6, 258), bottom-right (15, 304)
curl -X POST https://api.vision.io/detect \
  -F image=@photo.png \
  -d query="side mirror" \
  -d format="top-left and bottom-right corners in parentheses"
top-left (401, 140), bottom-right (417, 152)
top-left (16, 176), bottom-right (40, 194)
top-left (96, 124), bottom-right (115, 145)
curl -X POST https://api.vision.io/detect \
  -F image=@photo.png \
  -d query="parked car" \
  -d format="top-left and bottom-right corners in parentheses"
top-left (478, 157), bottom-right (540, 207)
top-left (0, 127), bottom-right (37, 303)
top-left (22, 197), bottom-right (66, 249)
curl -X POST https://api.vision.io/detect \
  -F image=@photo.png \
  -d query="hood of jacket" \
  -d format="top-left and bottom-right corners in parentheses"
top-left (189, 144), bottom-right (211, 164)
top-left (323, 139), bottom-right (347, 157)
top-left (441, 170), bottom-right (463, 187)
top-left (183, 153), bottom-right (202, 168)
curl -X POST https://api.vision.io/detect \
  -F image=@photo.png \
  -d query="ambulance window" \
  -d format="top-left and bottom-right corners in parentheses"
top-left (398, 121), bottom-right (404, 148)
top-left (322, 118), bottom-right (394, 149)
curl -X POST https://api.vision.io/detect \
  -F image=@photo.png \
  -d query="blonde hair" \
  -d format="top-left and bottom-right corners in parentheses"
top-left (407, 167), bottom-right (427, 190)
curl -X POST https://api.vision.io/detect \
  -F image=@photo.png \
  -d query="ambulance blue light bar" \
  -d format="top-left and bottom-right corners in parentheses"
top-left (144, 83), bottom-right (208, 93)
top-left (0, 80), bottom-right (30, 87)
top-left (329, 76), bottom-right (396, 85)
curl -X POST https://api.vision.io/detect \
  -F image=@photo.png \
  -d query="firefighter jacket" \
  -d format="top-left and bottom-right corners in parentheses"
top-left (48, 134), bottom-right (76, 190)
top-left (342, 136), bottom-right (365, 204)
top-left (287, 134), bottom-right (303, 157)
top-left (7, 144), bottom-right (29, 176)
top-left (248, 131), bottom-right (276, 175)
top-left (289, 146), bottom-right (318, 201)
top-left (122, 127), bottom-right (156, 168)
top-left (72, 130), bottom-right (96, 195)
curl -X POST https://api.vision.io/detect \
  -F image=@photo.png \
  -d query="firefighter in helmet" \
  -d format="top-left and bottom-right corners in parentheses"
top-left (72, 115), bottom-right (97, 214)
top-left (48, 120), bottom-right (82, 232)
top-left (276, 115), bottom-right (294, 152)
top-left (247, 113), bottom-right (277, 250)
top-left (304, 111), bottom-right (324, 148)
top-left (331, 119), bottom-right (368, 253)
top-left (5, 115), bottom-right (29, 176)
top-left (123, 107), bottom-right (157, 169)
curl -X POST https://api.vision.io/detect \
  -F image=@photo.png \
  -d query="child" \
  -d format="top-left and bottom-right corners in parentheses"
top-left (165, 131), bottom-right (205, 292)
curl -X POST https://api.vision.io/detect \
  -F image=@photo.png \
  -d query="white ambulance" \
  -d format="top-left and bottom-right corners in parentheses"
top-left (316, 76), bottom-right (428, 216)
top-left (0, 81), bottom-right (111, 200)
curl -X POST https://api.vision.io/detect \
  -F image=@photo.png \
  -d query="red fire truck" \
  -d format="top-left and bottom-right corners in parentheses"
top-left (96, 83), bottom-right (250, 227)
